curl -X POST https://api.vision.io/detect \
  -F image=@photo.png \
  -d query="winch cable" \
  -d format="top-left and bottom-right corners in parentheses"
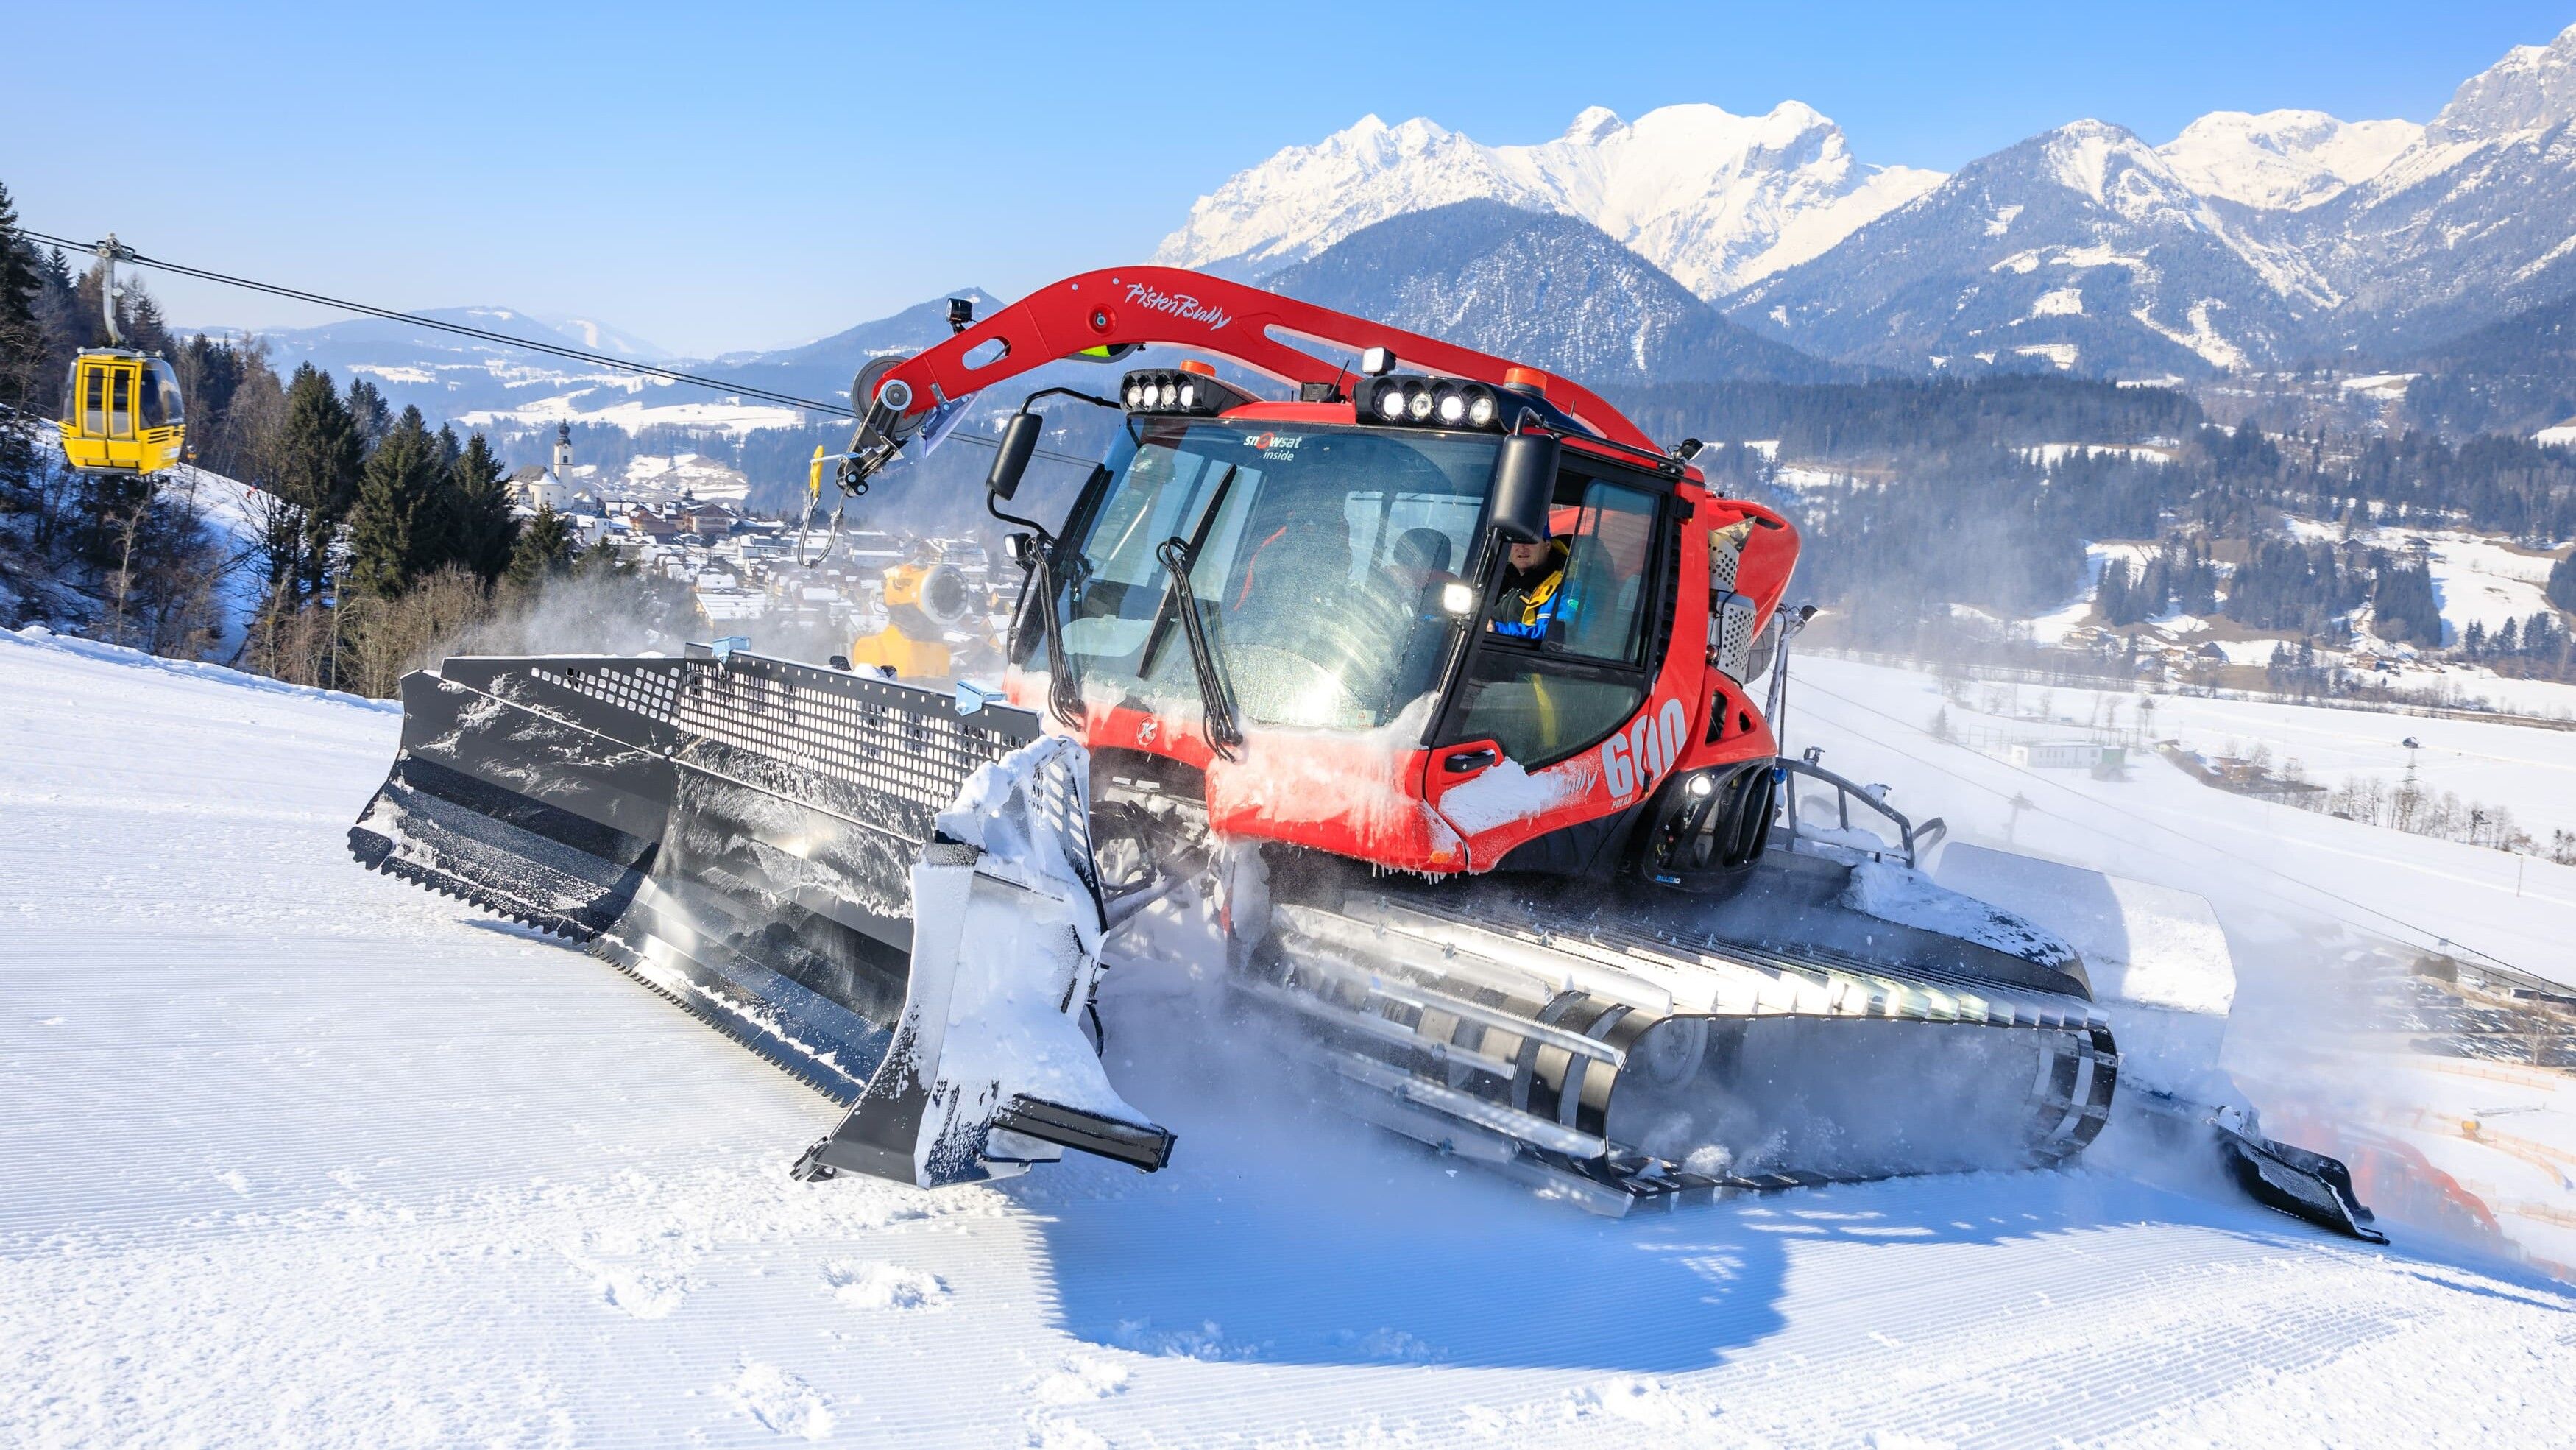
top-left (14, 227), bottom-right (1102, 469)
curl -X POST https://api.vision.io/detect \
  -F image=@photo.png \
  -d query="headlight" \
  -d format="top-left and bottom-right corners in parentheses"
top-left (1119, 366), bottom-right (1255, 416)
top-left (1359, 374), bottom-right (1506, 429)
top-left (1440, 581), bottom-right (1477, 616)
top-left (1686, 774), bottom-right (1716, 798)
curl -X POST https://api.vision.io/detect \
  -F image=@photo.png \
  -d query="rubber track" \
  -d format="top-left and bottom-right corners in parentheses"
top-left (1256, 892), bottom-right (2121, 1207)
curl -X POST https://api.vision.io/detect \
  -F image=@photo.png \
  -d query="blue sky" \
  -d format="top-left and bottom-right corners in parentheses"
top-left (4, 1), bottom-right (2567, 355)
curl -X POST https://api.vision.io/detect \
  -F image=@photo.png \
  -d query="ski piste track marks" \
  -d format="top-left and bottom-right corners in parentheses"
top-left (6, 625), bottom-right (2575, 1447)
top-left (348, 841), bottom-right (856, 1106)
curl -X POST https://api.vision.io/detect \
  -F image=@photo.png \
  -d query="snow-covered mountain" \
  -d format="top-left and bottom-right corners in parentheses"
top-left (1727, 121), bottom-right (2313, 378)
top-left (225, 24), bottom-right (2576, 424)
top-left (260, 308), bottom-right (665, 417)
top-left (1267, 200), bottom-right (1836, 387)
top-left (527, 311), bottom-right (671, 361)
top-left (2287, 23), bottom-right (2576, 351)
top-left (1153, 25), bottom-right (2576, 381)
top-left (1156, 104), bottom-right (1944, 300)
top-left (699, 289), bottom-right (1002, 406)
top-left (1735, 23), bottom-right (2576, 375)
top-left (2154, 110), bottom-right (2422, 212)
top-left (238, 294), bottom-right (996, 436)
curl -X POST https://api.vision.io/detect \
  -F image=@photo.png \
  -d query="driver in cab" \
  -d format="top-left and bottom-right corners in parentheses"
top-left (1490, 534), bottom-right (1568, 641)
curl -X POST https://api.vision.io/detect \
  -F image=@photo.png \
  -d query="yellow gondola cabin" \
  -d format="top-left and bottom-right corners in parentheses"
top-left (57, 350), bottom-right (187, 475)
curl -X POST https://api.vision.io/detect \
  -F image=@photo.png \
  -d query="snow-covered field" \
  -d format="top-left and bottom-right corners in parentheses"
top-left (5, 628), bottom-right (2574, 1447)
top-left (1792, 655), bottom-right (2576, 984)
top-left (604, 452), bottom-right (755, 503)
top-left (458, 389), bottom-right (807, 437)
top-left (2003, 516), bottom-right (2576, 721)
top-left (2279, 519), bottom-right (2565, 644)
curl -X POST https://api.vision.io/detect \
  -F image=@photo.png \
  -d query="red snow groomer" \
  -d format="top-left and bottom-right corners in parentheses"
top-left (349, 268), bottom-right (2377, 1237)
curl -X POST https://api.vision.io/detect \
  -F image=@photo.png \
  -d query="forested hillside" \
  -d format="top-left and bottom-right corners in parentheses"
top-left (0, 180), bottom-right (687, 693)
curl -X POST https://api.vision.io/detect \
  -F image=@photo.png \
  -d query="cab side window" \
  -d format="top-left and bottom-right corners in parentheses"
top-left (1549, 480), bottom-right (1657, 662)
top-left (1449, 473), bottom-right (1663, 766)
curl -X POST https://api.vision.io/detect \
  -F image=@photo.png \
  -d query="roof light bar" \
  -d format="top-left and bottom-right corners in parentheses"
top-left (1356, 372), bottom-right (1510, 432)
top-left (1121, 366), bottom-right (1256, 416)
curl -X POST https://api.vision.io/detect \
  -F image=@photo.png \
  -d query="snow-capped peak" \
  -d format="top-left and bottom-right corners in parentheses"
top-left (1562, 105), bottom-right (1623, 144)
top-left (1153, 102), bottom-right (1945, 300)
top-left (530, 311), bottom-right (672, 362)
top-left (2032, 120), bottom-right (2231, 233)
top-left (2041, 120), bottom-right (2151, 205)
top-left (2155, 110), bottom-right (2423, 211)
top-left (2430, 21), bottom-right (2576, 142)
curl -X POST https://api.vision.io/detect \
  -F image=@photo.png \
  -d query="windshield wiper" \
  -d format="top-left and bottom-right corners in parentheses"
top-left (1152, 537), bottom-right (1244, 761)
top-left (1008, 531), bottom-right (1087, 728)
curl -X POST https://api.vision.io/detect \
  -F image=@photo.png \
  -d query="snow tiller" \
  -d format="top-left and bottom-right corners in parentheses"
top-left (350, 266), bottom-right (2377, 1239)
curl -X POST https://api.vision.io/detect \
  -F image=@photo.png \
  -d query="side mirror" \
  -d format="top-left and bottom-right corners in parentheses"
top-left (988, 411), bottom-right (1043, 500)
top-left (1488, 432), bottom-right (1559, 545)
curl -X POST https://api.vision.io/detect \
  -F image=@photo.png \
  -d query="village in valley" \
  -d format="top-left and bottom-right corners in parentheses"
top-left (501, 424), bottom-right (1005, 665)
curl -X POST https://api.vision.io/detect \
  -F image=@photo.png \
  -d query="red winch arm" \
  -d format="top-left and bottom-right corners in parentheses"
top-left (859, 265), bottom-right (1663, 456)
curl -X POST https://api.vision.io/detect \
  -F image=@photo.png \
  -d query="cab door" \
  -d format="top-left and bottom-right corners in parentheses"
top-left (1433, 464), bottom-right (1670, 771)
top-left (104, 360), bottom-right (136, 440)
top-left (79, 360), bottom-right (110, 439)
top-left (66, 358), bottom-right (141, 470)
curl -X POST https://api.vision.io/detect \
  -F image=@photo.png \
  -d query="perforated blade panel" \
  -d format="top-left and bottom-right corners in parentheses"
top-left (670, 653), bottom-right (1038, 816)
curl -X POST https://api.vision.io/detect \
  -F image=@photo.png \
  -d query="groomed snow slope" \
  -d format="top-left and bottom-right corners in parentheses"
top-left (4, 627), bottom-right (2573, 1448)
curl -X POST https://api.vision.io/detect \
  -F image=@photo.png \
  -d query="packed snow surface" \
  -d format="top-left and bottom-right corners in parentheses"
top-left (4, 627), bottom-right (2574, 1446)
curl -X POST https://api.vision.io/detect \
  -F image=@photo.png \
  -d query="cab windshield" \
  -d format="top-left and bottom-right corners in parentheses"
top-left (1050, 419), bottom-right (1499, 731)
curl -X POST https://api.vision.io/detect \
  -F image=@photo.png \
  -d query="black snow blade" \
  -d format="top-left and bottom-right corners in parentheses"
top-left (349, 647), bottom-right (1170, 1184)
top-left (995, 1098), bottom-right (1178, 1170)
top-left (2215, 1121), bottom-right (2388, 1244)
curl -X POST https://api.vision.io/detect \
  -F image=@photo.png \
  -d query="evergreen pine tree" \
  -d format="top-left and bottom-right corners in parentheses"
top-left (2526, 610), bottom-right (2563, 660)
top-left (176, 334), bottom-right (244, 448)
top-left (2548, 551), bottom-right (2576, 614)
top-left (0, 180), bottom-right (44, 500)
top-left (508, 503), bottom-right (576, 586)
top-left (124, 289), bottom-right (173, 356)
top-left (346, 406), bottom-right (447, 599)
top-left (344, 380), bottom-right (391, 451)
top-left (2096, 559), bottom-right (2132, 625)
top-left (269, 365), bottom-right (364, 602)
top-left (29, 246), bottom-right (79, 412)
top-left (2136, 554), bottom-right (2170, 620)
top-left (445, 432), bottom-right (520, 584)
top-left (2371, 562), bottom-right (2443, 648)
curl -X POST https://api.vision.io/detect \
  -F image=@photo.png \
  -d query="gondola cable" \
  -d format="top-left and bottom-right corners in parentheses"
top-left (13, 227), bottom-right (1103, 470)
